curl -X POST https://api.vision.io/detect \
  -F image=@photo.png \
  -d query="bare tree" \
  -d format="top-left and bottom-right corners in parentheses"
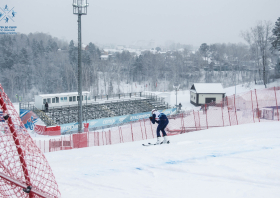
top-left (241, 21), bottom-right (273, 87)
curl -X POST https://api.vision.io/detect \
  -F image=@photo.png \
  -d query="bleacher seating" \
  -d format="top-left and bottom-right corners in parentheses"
top-left (21, 94), bottom-right (168, 126)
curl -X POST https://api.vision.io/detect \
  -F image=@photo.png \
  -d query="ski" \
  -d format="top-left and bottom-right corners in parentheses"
top-left (142, 141), bottom-right (170, 146)
top-left (142, 143), bottom-right (158, 146)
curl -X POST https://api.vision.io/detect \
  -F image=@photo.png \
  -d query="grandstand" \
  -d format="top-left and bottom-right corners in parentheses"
top-left (20, 92), bottom-right (169, 126)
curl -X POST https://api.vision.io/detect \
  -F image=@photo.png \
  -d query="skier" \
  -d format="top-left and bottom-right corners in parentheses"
top-left (150, 109), bottom-right (169, 144)
top-left (45, 102), bottom-right (49, 112)
top-left (178, 103), bottom-right (182, 110)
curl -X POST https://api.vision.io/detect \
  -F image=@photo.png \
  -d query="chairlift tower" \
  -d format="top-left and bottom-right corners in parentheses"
top-left (73, 0), bottom-right (89, 133)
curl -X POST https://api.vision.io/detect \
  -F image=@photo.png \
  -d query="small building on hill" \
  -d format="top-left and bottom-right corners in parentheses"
top-left (190, 83), bottom-right (225, 106)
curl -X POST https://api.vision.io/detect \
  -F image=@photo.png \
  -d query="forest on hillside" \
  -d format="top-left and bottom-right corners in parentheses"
top-left (1, 19), bottom-right (280, 102)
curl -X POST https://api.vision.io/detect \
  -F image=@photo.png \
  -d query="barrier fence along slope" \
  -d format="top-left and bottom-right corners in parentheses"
top-left (35, 87), bottom-right (280, 153)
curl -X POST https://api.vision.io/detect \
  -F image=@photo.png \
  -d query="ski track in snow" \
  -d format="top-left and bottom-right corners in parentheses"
top-left (44, 121), bottom-right (280, 198)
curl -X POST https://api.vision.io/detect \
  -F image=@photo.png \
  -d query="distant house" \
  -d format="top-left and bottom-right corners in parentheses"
top-left (190, 83), bottom-right (225, 106)
top-left (100, 55), bottom-right (109, 60)
top-left (82, 44), bottom-right (87, 50)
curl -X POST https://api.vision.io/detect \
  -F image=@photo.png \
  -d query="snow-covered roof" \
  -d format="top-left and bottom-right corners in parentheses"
top-left (191, 83), bottom-right (225, 94)
top-left (38, 92), bottom-right (90, 97)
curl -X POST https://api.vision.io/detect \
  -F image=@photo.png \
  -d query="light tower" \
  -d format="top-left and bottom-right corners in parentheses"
top-left (173, 84), bottom-right (180, 109)
top-left (73, 0), bottom-right (89, 133)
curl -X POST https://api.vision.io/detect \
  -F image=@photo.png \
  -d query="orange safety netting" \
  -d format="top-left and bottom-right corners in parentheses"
top-left (0, 84), bottom-right (61, 198)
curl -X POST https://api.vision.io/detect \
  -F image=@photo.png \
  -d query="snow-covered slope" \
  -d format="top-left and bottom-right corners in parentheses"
top-left (46, 122), bottom-right (280, 198)
top-left (153, 80), bottom-right (280, 111)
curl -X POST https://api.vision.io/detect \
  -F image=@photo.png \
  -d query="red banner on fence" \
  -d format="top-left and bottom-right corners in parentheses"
top-left (84, 123), bottom-right (89, 132)
top-left (34, 125), bottom-right (60, 136)
top-left (46, 126), bottom-right (61, 136)
top-left (73, 133), bottom-right (88, 148)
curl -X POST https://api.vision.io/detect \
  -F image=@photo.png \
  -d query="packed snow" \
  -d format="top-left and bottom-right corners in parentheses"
top-left (46, 121), bottom-right (280, 198)
top-left (16, 81), bottom-right (280, 197)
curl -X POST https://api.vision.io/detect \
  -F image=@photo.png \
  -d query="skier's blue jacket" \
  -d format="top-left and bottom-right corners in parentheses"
top-left (152, 112), bottom-right (169, 126)
top-left (152, 112), bottom-right (169, 137)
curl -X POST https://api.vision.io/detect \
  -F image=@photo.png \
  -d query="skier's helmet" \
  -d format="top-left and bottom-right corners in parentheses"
top-left (151, 109), bottom-right (157, 114)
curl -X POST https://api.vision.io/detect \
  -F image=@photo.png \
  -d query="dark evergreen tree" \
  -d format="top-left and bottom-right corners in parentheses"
top-left (39, 40), bottom-right (45, 55)
top-left (199, 43), bottom-right (209, 59)
top-left (272, 17), bottom-right (280, 51)
top-left (155, 47), bottom-right (161, 52)
top-left (51, 41), bottom-right (58, 52)
top-left (276, 57), bottom-right (280, 73)
top-left (19, 48), bottom-right (29, 65)
top-left (132, 55), bottom-right (143, 82)
top-left (82, 51), bottom-right (91, 66)
top-left (31, 39), bottom-right (39, 59)
top-left (87, 42), bottom-right (96, 53)
top-left (68, 40), bottom-right (77, 65)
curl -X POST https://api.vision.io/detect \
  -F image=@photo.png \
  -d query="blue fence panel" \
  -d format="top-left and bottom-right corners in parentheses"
top-left (60, 108), bottom-right (177, 133)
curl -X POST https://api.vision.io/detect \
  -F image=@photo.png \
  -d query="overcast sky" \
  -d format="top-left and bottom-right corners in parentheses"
top-left (2, 0), bottom-right (280, 47)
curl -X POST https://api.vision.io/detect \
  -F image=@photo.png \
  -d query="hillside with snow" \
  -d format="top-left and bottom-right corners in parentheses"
top-left (46, 121), bottom-right (280, 198)
top-left (21, 81), bottom-right (280, 197)
top-left (145, 79), bottom-right (280, 112)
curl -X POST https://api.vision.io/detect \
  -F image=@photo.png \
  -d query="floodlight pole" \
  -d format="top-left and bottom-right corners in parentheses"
top-left (86, 93), bottom-right (88, 123)
top-left (235, 65), bottom-right (236, 96)
top-left (164, 73), bottom-right (166, 92)
top-left (73, 0), bottom-right (89, 133)
top-left (78, 14), bottom-right (82, 133)
top-left (176, 88), bottom-right (178, 108)
top-left (173, 84), bottom-right (180, 109)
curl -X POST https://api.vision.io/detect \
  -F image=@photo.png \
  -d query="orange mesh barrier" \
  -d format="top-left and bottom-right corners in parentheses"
top-left (0, 84), bottom-right (61, 198)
